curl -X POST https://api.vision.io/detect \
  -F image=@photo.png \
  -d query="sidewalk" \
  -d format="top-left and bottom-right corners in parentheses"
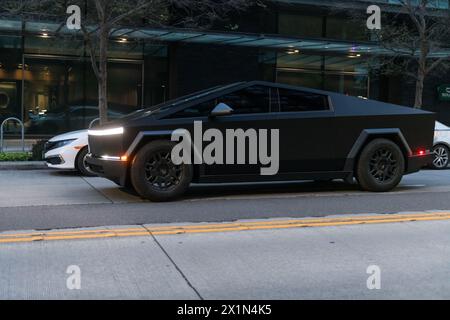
top-left (0, 161), bottom-right (47, 170)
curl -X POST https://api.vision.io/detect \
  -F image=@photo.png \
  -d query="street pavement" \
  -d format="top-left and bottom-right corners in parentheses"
top-left (1, 219), bottom-right (449, 299)
top-left (1, 168), bottom-right (450, 299)
top-left (1, 169), bottom-right (450, 231)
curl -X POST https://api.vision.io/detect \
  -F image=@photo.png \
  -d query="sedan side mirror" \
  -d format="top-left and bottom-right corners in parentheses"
top-left (210, 103), bottom-right (234, 117)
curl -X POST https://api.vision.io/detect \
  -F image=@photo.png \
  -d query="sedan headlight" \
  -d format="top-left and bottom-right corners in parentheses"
top-left (88, 127), bottom-right (124, 136)
top-left (48, 139), bottom-right (77, 150)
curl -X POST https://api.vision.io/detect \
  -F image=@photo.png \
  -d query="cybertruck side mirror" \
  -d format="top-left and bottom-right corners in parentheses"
top-left (210, 103), bottom-right (234, 117)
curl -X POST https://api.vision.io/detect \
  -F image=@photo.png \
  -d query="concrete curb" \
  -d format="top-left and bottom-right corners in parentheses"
top-left (0, 161), bottom-right (48, 170)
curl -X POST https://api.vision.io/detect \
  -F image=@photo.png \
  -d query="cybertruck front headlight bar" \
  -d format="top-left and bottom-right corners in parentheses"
top-left (88, 127), bottom-right (124, 136)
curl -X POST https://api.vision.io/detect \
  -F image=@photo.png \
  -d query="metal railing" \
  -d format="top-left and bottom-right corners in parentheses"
top-left (89, 118), bottom-right (100, 129)
top-left (0, 117), bottom-right (25, 152)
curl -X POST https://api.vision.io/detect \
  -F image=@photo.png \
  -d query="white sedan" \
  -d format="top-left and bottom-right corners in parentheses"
top-left (432, 121), bottom-right (450, 169)
top-left (44, 129), bottom-right (95, 176)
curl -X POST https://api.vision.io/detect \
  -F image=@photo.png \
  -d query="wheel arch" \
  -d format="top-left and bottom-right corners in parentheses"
top-left (433, 141), bottom-right (450, 149)
top-left (123, 130), bottom-right (202, 186)
top-left (344, 129), bottom-right (411, 173)
top-left (74, 145), bottom-right (89, 171)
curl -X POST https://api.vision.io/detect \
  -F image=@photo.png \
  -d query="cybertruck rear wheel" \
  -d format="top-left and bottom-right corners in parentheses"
top-left (356, 139), bottom-right (405, 192)
top-left (130, 140), bottom-right (193, 202)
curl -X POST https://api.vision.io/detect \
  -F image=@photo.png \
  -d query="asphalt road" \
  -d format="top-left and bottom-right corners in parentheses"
top-left (1, 219), bottom-right (449, 299)
top-left (1, 168), bottom-right (450, 232)
top-left (1, 169), bottom-right (450, 299)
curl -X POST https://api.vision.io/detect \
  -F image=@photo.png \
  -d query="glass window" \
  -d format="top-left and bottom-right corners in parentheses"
top-left (144, 45), bottom-right (169, 106)
top-left (0, 46), bottom-right (22, 132)
top-left (277, 70), bottom-right (323, 90)
top-left (168, 100), bottom-right (216, 119)
top-left (23, 58), bottom-right (86, 134)
top-left (324, 74), bottom-right (368, 98)
top-left (277, 53), bottom-right (323, 71)
top-left (277, 88), bottom-right (329, 112)
top-left (168, 85), bottom-right (272, 118)
top-left (107, 62), bottom-right (143, 109)
top-left (25, 36), bottom-right (84, 56)
top-left (23, 58), bottom-right (142, 134)
top-left (108, 40), bottom-right (144, 60)
top-left (325, 56), bottom-right (368, 73)
top-left (83, 61), bottom-right (143, 118)
top-left (218, 85), bottom-right (271, 115)
top-left (275, 52), bottom-right (369, 99)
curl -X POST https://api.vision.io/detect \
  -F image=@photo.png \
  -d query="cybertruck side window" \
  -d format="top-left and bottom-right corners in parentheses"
top-left (217, 85), bottom-right (271, 115)
top-left (167, 85), bottom-right (271, 118)
top-left (166, 100), bottom-right (216, 119)
top-left (277, 88), bottom-right (329, 112)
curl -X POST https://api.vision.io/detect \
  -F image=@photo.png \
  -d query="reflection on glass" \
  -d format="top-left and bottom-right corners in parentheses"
top-left (277, 53), bottom-right (322, 70)
top-left (0, 46), bottom-right (22, 134)
top-left (276, 52), bottom-right (369, 98)
top-left (23, 59), bottom-right (143, 135)
top-left (277, 70), bottom-right (323, 90)
top-left (324, 74), bottom-right (368, 98)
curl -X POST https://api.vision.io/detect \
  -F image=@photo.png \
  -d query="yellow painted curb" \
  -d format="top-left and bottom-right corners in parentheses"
top-left (1, 212), bottom-right (450, 244)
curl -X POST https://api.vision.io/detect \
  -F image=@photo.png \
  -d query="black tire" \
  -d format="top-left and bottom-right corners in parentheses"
top-left (356, 138), bottom-right (405, 192)
top-left (431, 144), bottom-right (449, 170)
top-left (76, 147), bottom-right (96, 177)
top-left (130, 140), bottom-right (193, 202)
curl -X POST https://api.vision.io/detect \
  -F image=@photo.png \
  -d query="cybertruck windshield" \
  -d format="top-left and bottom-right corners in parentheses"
top-left (118, 82), bottom-right (244, 121)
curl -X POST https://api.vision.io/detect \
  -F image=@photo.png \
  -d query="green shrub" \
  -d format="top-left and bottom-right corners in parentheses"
top-left (0, 152), bottom-right (32, 161)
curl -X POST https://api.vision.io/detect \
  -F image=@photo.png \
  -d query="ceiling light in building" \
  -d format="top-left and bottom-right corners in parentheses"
top-left (17, 63), bottom-right (30, 70)
top-left (286, 49), bottom-right (300, 55)
top-left (41, 32), bottom-right (50, 38)
top-left (348, 53), bottom-right (361, 58)
top-left (118, 38), bottom-right (128, 43)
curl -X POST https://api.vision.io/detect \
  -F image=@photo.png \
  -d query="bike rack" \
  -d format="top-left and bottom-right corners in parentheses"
top-left (0, 117), bottom-right (25, 152)
top-left (88, 117), bottom-right (100, 129)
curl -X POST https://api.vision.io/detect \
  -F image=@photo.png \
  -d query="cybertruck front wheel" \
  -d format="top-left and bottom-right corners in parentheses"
top-left (130, 140), bottom-right (193, 202)
top-left (356, 139), bottom-right (405, 192)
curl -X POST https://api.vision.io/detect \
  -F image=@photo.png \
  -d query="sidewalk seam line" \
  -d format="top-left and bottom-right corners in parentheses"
top-left (143, 224), bottom-right (204, 300)
top-left (81, 177), bottom-right (114, 204)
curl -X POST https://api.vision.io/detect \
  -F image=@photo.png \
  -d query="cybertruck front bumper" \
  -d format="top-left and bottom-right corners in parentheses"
top-left (85, 154), bottom-right (128, 186)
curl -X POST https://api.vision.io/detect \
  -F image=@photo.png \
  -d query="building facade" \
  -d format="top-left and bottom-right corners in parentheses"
top-left (1, 0), bottom-right (450, 137)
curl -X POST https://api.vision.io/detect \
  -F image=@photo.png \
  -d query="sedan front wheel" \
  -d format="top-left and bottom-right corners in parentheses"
top-left (431, 144), bottom-right (449, 170)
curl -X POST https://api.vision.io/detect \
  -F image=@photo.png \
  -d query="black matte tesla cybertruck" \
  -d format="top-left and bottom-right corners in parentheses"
top-left (86, 81), bottom-right (435, 201)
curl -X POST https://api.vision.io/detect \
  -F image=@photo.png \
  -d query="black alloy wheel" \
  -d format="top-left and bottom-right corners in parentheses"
top-left (144, 150), bottom-right (183, 190)
top-left (356, 138), bottom-right (405, 192)
top-left (130, 140), bottom-right (193, 201)
top-left (368, 147), bottom-right (399, 183)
